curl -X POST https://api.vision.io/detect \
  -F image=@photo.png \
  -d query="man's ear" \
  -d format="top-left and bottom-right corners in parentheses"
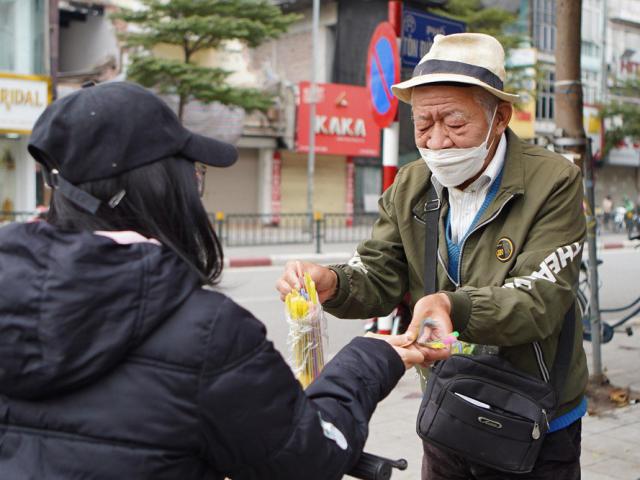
top-left (495, 102), bottom-right (513, 135)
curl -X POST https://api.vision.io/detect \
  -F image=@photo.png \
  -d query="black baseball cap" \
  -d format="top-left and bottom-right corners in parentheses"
top-left (28, 81), bottom-right (238, 214)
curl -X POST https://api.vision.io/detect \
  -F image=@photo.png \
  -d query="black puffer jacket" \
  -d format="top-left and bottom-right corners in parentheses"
top-left (0, 222), bottom-right (404, 479)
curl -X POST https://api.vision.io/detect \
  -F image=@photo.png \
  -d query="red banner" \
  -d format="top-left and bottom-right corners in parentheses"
top-left (296, 82), bottom-right (380, 157)
top-left (271, 151), bottom-right (281, 225)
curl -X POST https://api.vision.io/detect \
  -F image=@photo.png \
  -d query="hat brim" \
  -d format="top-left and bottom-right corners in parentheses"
top-left (181, 132), bottom-right (238, 168)
top-left (392, 73), bottom-right (520, 104)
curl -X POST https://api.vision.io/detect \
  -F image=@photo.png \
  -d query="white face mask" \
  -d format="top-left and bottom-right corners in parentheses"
top-left (418, 108), bottom-right (498, 188)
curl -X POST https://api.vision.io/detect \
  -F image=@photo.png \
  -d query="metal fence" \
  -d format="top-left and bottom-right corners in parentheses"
top-left (212, 213), bottom-right (314, 247)
top-left (2, 210), bottom-right (378, 252)
top-left (212, 212), bottom-right (378, 251)
top-left (322, 213), bottom-right (378, 243)
top-left (0, 211), bottom-right (40, 225)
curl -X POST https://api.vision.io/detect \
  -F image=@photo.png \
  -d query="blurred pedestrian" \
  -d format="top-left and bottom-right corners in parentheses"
top-left (602, 194), bottom-right (613, 231)
top-left (0, 82), bottom-right (425, 479)
top-left (623, 195), bottom-right (635, 234)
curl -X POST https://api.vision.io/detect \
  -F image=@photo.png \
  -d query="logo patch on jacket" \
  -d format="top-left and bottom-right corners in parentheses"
top-left (496, 237), bottom-right (514, 262)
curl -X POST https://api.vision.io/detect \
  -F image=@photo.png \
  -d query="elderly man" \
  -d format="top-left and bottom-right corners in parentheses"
top-left (277, 33), bottom-right (586, 479)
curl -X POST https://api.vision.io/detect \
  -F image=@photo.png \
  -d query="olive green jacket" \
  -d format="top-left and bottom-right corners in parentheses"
top-left (324, 129), bottom-right (588, 416)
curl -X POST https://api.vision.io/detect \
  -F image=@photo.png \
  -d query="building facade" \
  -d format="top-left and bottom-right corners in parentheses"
top-left (0, 0), bottom-right (49, 215)
top-left (597, 0), bottom-right (640, 204)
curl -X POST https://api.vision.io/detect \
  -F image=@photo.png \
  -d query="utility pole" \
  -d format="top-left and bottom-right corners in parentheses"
top-left (381, 0), bottom-right (402, 191)
top-left (555, 0), bottom-right (586, 167)
top-left (554, 0), bottom-right (604, 383)
top-left (307, 0), bottom-right (320, 218)
top-left (49, 0), bottom-right (59, 100)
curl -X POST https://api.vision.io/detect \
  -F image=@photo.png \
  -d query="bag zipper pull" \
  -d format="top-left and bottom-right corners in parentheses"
top-left (532, 422), bottom-right (541, 440)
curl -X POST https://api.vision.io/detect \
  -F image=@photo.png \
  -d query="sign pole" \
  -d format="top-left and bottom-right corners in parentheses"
top-left (366, 19), bottom-right (400, 191)
top-left (382, 0), bottom-right (402, 191)
top-left (382, 123), bottom-right (399, 189)
top-left (307, 0), bottom-right (320, 217)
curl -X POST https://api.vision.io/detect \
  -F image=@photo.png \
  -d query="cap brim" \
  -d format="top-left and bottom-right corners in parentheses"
top-left (181, 132), bottom-right (238, 168)
top-left (392, 73), bottom-right (520, 104)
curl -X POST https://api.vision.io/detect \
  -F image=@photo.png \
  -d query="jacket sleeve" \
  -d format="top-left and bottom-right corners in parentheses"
top-left (444, 163), bottom-right (586, 346)
top-left (323, 170), bottom-right (409, 319)
top-left (197, 297), bottom-right (405, 480)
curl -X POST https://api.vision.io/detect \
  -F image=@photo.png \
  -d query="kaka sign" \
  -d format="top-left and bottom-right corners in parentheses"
top-left (296, 82), bottom-right (381, 157)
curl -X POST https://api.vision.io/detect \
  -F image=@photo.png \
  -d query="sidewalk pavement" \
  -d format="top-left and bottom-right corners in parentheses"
top-left (224, 232), bottom-right (639, 268)
top-left (221, 234), bottom-right (640, 479)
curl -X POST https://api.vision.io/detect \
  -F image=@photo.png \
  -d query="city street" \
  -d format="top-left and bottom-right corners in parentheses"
top-left (220, 246), bottom-right (640, 479)
top-left (3, 0), bottom-right (640, 478)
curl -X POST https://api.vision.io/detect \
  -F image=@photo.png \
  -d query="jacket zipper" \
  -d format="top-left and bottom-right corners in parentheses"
top-left (533, 342), bottom-right (551, 382)
top-left (438, 249), bottom-right (458, 286)
top-left (455, 193), bottom-right (515, 287)
top-left (451, 192), bottom-right (552, 389)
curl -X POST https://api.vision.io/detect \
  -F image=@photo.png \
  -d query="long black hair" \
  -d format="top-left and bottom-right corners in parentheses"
top-left (47, 156), bottom-right (223, 285)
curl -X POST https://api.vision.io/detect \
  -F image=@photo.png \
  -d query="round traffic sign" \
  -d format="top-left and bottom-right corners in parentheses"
top-left (366, 22), bottom-right (400, 128)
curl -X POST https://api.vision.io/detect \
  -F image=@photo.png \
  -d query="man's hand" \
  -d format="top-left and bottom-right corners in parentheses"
top-left (365, 332), bottom-right (426, 369)
top-left (405, 293), bottom-right (454, 364)
top-left (276, 260), bottom-right (338, 304)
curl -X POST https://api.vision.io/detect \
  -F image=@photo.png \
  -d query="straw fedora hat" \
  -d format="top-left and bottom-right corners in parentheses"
top-left (392, 32), bottom-right (519, 104)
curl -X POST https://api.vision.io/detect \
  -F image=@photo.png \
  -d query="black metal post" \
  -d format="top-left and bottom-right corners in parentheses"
top-left (314, 212), bottom-right (322, 254)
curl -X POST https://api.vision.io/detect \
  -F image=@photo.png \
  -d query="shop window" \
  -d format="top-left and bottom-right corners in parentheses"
top-left (533, 0), bottom-right (557, 53)
top-left (0, 1), bottom-right (16, 70)
top-left (0, 0), bottom-right (46, 74)
top-left (536, 70), bottom-right (555, 121)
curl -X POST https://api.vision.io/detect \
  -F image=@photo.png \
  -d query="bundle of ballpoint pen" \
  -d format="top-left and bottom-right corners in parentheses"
top-left (285, 272), bottom-right (326, 389)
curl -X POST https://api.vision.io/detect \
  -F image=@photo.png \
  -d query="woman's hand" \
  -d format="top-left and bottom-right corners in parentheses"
top-left (365, 332), bottom-right (426, 369)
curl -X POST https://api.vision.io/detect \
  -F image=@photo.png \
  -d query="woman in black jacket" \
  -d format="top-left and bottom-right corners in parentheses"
top-left (0, 82), bottom-right (424, 479)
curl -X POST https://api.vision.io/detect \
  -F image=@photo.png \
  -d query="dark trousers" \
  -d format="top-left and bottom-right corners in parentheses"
top-left (421, 420), bottom-right (581, 480)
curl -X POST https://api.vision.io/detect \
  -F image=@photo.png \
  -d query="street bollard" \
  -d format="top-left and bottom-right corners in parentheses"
top-left (313, 211), bottom-right (323, 254)
top-left (215, 211), bottom-right (225, 243)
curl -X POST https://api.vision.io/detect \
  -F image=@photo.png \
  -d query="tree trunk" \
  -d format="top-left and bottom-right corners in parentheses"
top-left (49, 0), bottom-right (60, 100)
top-left (555, 0), bottom-right (587, 169)
top-left (177, 94), bottom-right (186, 124)
top-left (556, 0), bottom-right (605, 383)
top-left (178, 43), bottom-right (191, 124)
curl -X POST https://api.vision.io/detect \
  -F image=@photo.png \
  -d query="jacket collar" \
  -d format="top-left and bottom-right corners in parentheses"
top-left (499, 128), bottom-right (525, 196)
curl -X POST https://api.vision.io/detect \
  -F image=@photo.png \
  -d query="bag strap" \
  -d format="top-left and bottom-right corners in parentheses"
top-left (420, 182), bottom-right (576, 396)
top-left (423, 185), bottom-right (441, 295)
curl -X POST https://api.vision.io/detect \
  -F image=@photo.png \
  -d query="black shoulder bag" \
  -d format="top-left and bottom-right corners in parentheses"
top-left (416, 186), bottom-right (575, 474)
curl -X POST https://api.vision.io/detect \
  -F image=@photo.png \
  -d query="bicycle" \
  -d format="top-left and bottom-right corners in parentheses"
top-left (578, 250), bottom-right (639, 343)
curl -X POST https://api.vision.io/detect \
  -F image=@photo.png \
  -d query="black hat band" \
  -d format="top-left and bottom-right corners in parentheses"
top-left (50, 170), bottom-right (102, 214)
top-left (412, 59), bottom-right (504, 91)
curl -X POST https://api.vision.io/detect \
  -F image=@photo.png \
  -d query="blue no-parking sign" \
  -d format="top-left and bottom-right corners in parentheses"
top-left (401, 7), bottom-right (466, 69)
top-left (366, 22), bottom-right (400, 129)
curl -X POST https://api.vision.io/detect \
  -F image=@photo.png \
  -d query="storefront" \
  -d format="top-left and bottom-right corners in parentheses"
top-left (0, 73), bottom-right (51, 214)
top-left (279, 81), bottom-right (381, 215)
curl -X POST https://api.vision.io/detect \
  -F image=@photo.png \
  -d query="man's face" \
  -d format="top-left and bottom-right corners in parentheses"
top-left (412, 85), bottom-right (491, 150)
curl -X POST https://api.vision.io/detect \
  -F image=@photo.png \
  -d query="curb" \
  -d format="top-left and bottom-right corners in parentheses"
top-left (225, 241), bottom-right (638, 268)
top-left (601, 240), bottom-right (639, 250)
top-left (225, 252), bottom-right (352, 268)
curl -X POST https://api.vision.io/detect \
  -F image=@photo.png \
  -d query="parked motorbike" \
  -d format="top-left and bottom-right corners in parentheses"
top-left (364, 297), bottom-right (412, 336)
